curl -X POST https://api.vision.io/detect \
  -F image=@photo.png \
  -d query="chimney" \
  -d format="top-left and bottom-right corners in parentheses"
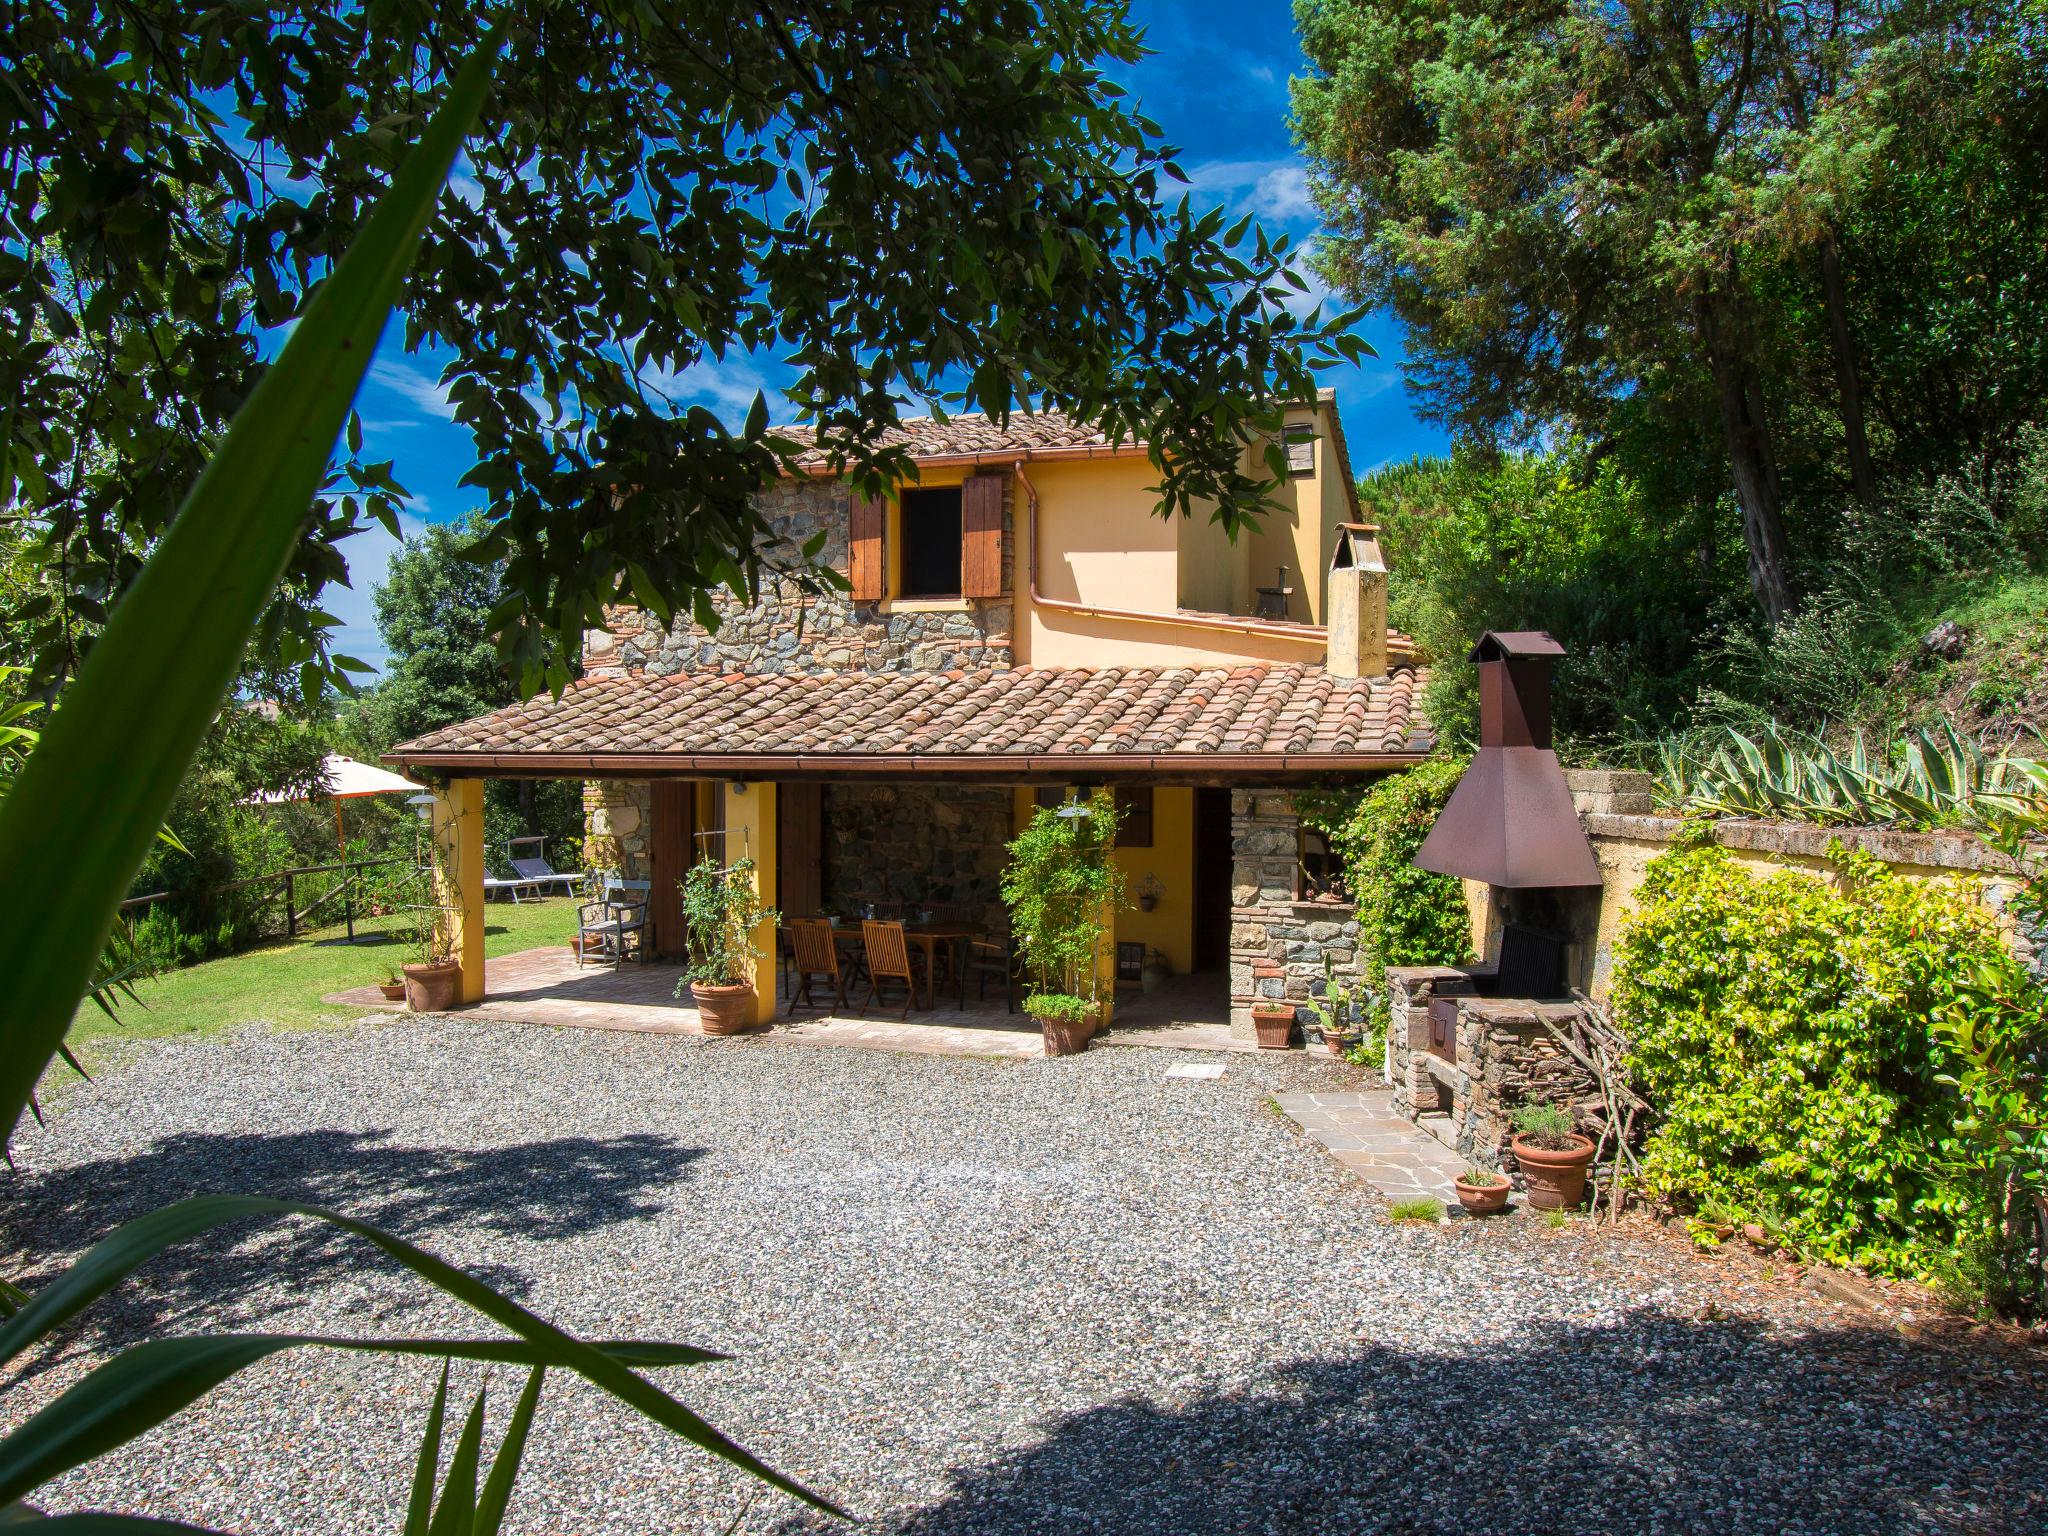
top-left (1325, 523), bottom-right (1388, 679)
top-left (1412, 631), bottom-right (1601, 888)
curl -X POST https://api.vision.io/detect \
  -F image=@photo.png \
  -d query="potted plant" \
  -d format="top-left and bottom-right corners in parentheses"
top-left (1002, 790), bottom-right (1126, 1058)
top-left (1454, 1166), bottom-right (1512, 1215)
top-left (1508, 1102), bottom-right (1596, 1211)
top-left (1302, 957), bottom-right (1366, 1058)
top-left (1250, 1001), bottom-right (1297, 1050)
top-left (377, 971), bottom-right (406, 1003)
top-left (1024, 992), bottom-right (1096, 1056)
top-left (399, 900), bottom-right (462, 1013)
top-left (674, 856), bottom-right (779, 1036)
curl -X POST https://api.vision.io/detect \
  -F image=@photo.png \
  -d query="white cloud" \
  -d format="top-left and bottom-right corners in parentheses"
top-left (326, 506), bottom-right (429, 677)
top-left (1182, 157), bottom-right (1318, 226)
top-left (649, 354), bottom-right (785, 429)
top-left (368, 357), bottom-right (457, 423)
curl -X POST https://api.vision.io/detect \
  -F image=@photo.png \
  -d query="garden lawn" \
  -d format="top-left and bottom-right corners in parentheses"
top-left (64, 897), bottom-right (578, 1065)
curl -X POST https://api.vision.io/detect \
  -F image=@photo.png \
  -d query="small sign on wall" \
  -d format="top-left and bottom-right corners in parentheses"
top-left (1115, 940), bottom-right (1145, 985)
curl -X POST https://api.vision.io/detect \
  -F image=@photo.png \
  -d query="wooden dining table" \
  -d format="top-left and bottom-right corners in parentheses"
top-left (824, 920), bottom-right (984, 1011)
top-left (902, 923), bottom-right (983, 1010)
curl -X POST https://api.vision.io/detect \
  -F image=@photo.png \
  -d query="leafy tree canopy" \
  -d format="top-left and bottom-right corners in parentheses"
top-left (348, 512), bottom-right (509, 749)
top-left (1290, 0), bottom-right (2048, 626)
top-left (2, 0), bottom-right (1365, 701)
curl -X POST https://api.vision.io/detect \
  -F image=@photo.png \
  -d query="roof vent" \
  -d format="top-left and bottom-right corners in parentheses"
top-left (1411, 631), bottom-right (1601, 888)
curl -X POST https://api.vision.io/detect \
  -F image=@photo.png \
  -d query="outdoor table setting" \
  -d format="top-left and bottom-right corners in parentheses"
top-left (819, 910), bottom-right (984, 1011)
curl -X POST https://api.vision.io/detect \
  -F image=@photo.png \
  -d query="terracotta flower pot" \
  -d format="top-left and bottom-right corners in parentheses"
top-left (1035, 1012), bottom-right (1093, 1056)
top-left (1325, 1031), bottom-right (1360, 1060)
top-left (1511, 1132), bottom-right (1597, 1211)
top-left (401, 960), bottom-right (462, 1013)
top-left (1454, 1172), bottom-right (1512, 1216)
top-left (1251, 1006), bottom-right (1297, 1050)
top-left (691, 981), bottom-right (754, 1036)
top-left (377, 980), bottom-right (407, 1002)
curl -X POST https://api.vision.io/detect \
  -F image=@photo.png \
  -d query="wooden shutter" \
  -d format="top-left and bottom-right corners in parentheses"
top-left (849, 492), bottom-right (885, 601)
top-left (961, 473), bottom-right (1005, 597)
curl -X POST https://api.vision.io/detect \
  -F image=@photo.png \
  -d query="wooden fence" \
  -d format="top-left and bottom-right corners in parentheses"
top-left (119, 855), bottom-right (415, 944)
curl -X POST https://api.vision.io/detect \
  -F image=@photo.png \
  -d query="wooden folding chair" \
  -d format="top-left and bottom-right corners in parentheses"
top-left (860, 920), bottom-right (924, 1018)
top-left (787, 918), bottom-right (848, 1012)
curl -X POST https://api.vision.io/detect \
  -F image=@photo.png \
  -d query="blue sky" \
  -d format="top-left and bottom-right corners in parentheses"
top-left (331, 0), bottom-right (1447, 672)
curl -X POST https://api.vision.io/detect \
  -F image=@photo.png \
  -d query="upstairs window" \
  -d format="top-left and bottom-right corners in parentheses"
top-left (899, 486), bottom-right (963, 597)
top-left (1284, 425), bottom-right (1316, 476)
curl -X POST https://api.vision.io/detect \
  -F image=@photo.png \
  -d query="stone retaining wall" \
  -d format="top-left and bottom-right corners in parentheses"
top-left (1228, 790), bottom-right (1360, 1039)
top-left (584, 477), bottom-right (1014, 678)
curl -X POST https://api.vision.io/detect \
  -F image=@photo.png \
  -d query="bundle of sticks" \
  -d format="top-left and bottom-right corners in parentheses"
top-left (1530, 990), bottom-right (1649, 1223)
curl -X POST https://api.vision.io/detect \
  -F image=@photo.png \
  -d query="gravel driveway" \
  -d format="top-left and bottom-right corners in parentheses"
top-left (3, 1017), bottom-right (2043, 1534)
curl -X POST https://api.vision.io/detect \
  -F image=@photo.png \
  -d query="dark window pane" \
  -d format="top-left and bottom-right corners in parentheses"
top-left (900, 487), bottom-right (963, 596)
top-left (1297, 827), bottom-right (1345, 900)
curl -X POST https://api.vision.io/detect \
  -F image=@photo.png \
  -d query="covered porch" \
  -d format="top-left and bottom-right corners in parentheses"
top-left (326, 940), bottom-right (1244, 1056)
top-left (383, 662), bottom-right (1432, 1040)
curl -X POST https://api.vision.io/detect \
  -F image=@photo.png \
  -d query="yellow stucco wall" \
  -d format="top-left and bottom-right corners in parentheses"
top-left (1463, 827), bottom-right (2027, 1001)
top-left (1015, 403), bottom-right (1353, 666)
top-left (1009, 786), bottom-right (1197, 978)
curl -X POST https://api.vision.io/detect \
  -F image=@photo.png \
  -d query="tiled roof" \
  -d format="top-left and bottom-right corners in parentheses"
top-left (790, 409), bottom-right (1128, 466)
top-left (788, 389), bottom-right (1348, 467)
top-left (389, 662), bottom-right (1431, 768)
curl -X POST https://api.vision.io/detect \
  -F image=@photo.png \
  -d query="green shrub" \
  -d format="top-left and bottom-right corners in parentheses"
top-left (1001, 789), bottom-right (1125, 1009)
top-left (674, 856), bottom-right (778, 989)
top-left (1297, 760), bottom-right (1473, 1028)
top-left (1613, 836), bottom-right (2020, 1282)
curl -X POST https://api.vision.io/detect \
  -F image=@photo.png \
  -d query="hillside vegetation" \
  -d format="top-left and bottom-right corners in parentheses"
top-left (1296, 1), bottom-right (2048, 770)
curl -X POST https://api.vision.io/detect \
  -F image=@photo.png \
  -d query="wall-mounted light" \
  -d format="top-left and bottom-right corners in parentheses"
top-left (1136, 873), bottom-right (1165, 912)
top-left (729, 781), bottom-right (749, 796)
top-left (405, 792), bottom-right (437, 823)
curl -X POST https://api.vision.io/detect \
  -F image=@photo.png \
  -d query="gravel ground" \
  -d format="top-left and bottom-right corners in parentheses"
top-left (2, 1016), bottom-right (2044, 1535)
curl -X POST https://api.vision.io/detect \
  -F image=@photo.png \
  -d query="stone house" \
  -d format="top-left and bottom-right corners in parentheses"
top-left (386, 392), bottom-right (1434, 1035)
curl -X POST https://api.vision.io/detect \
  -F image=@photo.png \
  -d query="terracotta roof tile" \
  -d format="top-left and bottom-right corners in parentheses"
top-left (389, 663), bottom-right (1433, 769)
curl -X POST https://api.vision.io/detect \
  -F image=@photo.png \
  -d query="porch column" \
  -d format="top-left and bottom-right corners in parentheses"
top-left (431, 779), bottom-right (487, 1005)
top-left (722, 780), bottom-right (779, 1026)
top-left (1095, 898), bottom-right (1117, 1026)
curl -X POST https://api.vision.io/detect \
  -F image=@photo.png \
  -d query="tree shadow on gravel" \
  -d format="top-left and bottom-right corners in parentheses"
top-left (0, 1129), bottom-right (701, 1370)
top-left (781, 1310), bottom-right (2048, 1536)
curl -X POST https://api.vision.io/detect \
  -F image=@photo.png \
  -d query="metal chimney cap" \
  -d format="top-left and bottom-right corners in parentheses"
top-left (1470, 631), bottom-right (1565, 662)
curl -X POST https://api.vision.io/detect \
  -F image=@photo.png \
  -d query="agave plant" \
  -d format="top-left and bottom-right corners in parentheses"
top-left (0, 26), bottom-right (834, 1531)
top-left (1653, 720), bottom-right (2048, 836)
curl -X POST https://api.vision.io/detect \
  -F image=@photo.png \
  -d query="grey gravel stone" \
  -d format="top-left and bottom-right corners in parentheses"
top-left (2, 1017), bottom-right (2043, 1534)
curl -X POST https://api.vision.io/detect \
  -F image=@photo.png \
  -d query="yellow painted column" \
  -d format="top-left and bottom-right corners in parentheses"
top-left (1094, 898), bottom-right (1117, 1027)
top-left (431, 779), bottom-right (487, 1004)
top-left (722, 780), bottom-right (779, 1026)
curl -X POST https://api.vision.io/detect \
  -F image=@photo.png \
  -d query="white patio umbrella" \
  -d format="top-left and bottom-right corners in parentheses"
top-left (242, 753), bottom-right (422, 857)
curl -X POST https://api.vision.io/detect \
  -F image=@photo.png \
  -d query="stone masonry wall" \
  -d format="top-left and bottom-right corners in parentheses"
top-left (1384, 963), bottom-right (1596, 1168)
top-left (584, 477), bottom-right (1014, 678)
top-left (582, 780), bottom-right (653, 883)
top-left (1228, 790), bottom-right (1361, 1039)
top-left (822, 784), bottom-right (1011, 932)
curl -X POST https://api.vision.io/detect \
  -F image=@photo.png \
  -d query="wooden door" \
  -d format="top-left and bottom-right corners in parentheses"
top-left (778, 782), bottom-right (824, 917)
top-left (649, 781), bottom-right (694, 960)
top-left (1192, 787), bottom-right (1233, 972)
